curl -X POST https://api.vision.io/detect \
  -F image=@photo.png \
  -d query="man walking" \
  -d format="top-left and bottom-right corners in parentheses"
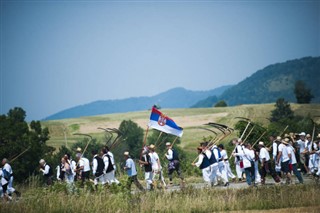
top-left (123, 151), bottom-right (144, 191)
top-left (165, 142), bottom-right (184, 187)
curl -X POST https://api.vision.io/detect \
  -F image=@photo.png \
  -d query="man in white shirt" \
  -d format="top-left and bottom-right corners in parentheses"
top-left (231, 138), bottom-right (245, 182)
top-left (287, 140), bottom-right (303, 183)
top-left (306, 134), bottom-right (318, 174)
top-left (297, 132), bottom-right (309, 174)
top-left (75, 153), bottom-right (91, 184)
top-left (165, 142), bottom-right (184, 187)
top-left (91, 150), bottom-right (106, 186)
top-left (211, 144), bottom-right (229, 186)
top-left (123, 151), bottom-right (144, 191)
top-left (277, 138), bottom-right (292, 184)
top-left (39, 159), bottom-right (53, 185)
top-left (105, 146), bottom-right (120, 185)
top-left (2, 158), bottom-right (21, 198)
top-left (218, 144), bottom-right (236, 181)
top-left (149, 144), bottom-right (166, 189)
top-left (258, 142), bottom-right (280, 184)
top-left (233, 143), bottom-right (255, 186)
top-left (192, 146), bottom-right (213, 187)
top-left (101, 148), bottom-right (117, 185)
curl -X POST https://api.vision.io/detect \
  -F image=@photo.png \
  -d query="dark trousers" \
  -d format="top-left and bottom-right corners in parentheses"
top-left (260, 161), bottom-right (280, 183)
top-left (127, 175), bottom-right (144, 191)
top-left (168, 160), bottom-right (184, 182)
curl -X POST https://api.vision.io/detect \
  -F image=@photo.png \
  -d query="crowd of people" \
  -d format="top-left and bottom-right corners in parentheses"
top-left (1, 131), bottom-right (320, 200)
top-left (193, 132), bottom-right (320, 187)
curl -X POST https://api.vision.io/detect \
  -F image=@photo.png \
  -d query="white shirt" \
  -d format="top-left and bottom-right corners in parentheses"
top-left (297, 139), bottom-right (306, 153)
top-left (220, 149), bottom-right (228, 160)
top-left (3, 163), bottom-right (13, 174)
top-left (79, 157), bottom-right (91, 172)
top-left (165, 149), bottom-right (173, 160)
top-left (107, 151), bottom-right (115, 165)
top-left (150, 152), bottom-right (161, 170)
top-left (278, 143), bottom-right (290, 162)
top-left (125, 158), bottom-right (137, 176)
top-left (235, 147), bottom-right (254, 168)
top-left (92, 155), bottom-right (99, 175)
top-left (259, 147), bottom-right (270, 163)
top-left (0, 169), bottom-right (8, 186)
top-left (272, 141), bottom-right (278, 159)
top-left (41, 164), bottom-right (51, 175)
top-left (287, 145), bottom-right (297, 164)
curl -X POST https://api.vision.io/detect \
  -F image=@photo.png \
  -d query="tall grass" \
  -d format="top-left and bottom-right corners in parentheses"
top-left (1, 182), bottom-right (319, 213)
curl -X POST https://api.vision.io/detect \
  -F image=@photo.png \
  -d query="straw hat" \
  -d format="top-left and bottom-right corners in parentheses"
top-left (165, 142), bottom-right (171, 146)
top-left (76, 147), bottom-right (82, 152)
top-left (149, 144), bottom-right (155, 149)
top-left (258, 141), bottom-right (264, 146)
top-left (282, 138), bottom-right (290, 145)
top-left (39, 159), bottom-right (45, 164)
top-left (306, 134), bottom-right (311, 138)
top-left (276, 136), bottom-right (282, 142)
top-left (124, 151), bottom-right (129, 156)
top-left (317, 133), bottom-right (320, 139)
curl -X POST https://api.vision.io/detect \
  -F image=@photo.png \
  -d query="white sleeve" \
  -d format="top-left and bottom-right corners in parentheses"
top-left (56, 165), bottom-right (60, 179)
top-left (103, 156), bottom-right (109, 170)
top-left (92, 158), bottom-right (97, 174)
top-left (195, 154), bottom-right (204, 167)
top-left (44, 165), bottom-right (50, 175)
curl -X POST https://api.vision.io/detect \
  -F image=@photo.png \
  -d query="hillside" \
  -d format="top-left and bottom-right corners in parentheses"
top-left (220, 56), bottom-right (320, 106)
top-left (44, 85), bottom-right (232, 120)
top-left (42, 103), bottom-right (320, 154)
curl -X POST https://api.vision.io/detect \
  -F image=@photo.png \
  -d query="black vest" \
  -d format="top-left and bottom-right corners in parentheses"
top-left (142, 154), bottom-right (152, 172)
top-left (199, 153), bottom-right (211, 169)
top-left (209, 150), bottom-right (217, 164)
top-left (94, 156), bottom-right (105, 177)
top-left (105, 154), bottom-right (114, 173)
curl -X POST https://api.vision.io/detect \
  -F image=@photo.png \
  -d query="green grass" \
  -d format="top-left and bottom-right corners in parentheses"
top-left (1, 181), bottom-right (319, 213)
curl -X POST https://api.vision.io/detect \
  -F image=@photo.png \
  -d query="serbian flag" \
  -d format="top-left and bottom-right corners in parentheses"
top-left (148, 106), bottom-right (183, 137)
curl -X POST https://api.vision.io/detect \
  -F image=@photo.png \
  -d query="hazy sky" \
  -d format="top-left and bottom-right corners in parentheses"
top-left (1, 1), bottom-right (319, 121)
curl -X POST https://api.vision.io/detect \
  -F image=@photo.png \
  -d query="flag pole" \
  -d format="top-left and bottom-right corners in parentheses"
top-left (171, 136), bottom-right (179, 147)
top-left (154, 131), bottom-right (163, 147)
top-left (140, 125), bottom-right (149, 160)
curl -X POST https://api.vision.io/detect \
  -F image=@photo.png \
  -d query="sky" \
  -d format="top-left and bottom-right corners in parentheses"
top-left (1, 0), bottom-right (319, 121)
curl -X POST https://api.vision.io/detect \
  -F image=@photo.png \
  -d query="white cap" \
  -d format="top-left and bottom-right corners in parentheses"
top-left (124, 151), bottom-right (129, 156)
top-left (39, 159), bottom-right (45, 164)
top-left (165, 142), bottom-right (171, 146)
top-left (299, 132), bottom-right (306, 136)
top-left (258, 141), bottom-right (264, 146)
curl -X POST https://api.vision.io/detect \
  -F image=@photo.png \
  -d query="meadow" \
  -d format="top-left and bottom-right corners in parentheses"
top-left (1, 178), bottom-right (319, 213)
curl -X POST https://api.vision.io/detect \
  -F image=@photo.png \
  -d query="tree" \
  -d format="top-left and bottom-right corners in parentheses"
top-left (214, 100), bottom-right (227, 107)
top-left (118, 120), bottom-right (144, 159)
top-left (0, 107), bottom-right (53, 182)
top-left (270, 98), bottom-right (294, 122)
top-left (294, 80), bottom-right (314, 104)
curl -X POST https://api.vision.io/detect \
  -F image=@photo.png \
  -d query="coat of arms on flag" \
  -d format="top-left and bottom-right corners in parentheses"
top-left (148, 106), bottom-right (183, 137)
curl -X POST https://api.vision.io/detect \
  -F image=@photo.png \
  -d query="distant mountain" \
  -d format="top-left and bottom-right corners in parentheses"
top-left (219, 56), bottom-right (320, 106)
top-left (44, 85), bottom-right (232, 120)
top-left (192, 56), bottom-right (320, 108)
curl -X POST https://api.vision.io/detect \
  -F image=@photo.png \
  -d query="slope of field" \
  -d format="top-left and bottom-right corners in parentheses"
top-left (42, 104), bottom-right (320, 153)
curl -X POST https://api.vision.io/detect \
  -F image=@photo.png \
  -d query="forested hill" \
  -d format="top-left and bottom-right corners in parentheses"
top-left (219, 56), bottom-right (320, 106)
top-left (44, 85), bottom-right (231, 120)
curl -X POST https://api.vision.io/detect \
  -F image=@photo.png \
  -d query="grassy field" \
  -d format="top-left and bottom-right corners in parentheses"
top-left (1, 179), bottom-right (319, 213)
top-left (42, 104), bottom-right (320, 153)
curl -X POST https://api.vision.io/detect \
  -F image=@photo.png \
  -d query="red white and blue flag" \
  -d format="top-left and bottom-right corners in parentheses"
top-left (148, 106), bottom-right (183, 137)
